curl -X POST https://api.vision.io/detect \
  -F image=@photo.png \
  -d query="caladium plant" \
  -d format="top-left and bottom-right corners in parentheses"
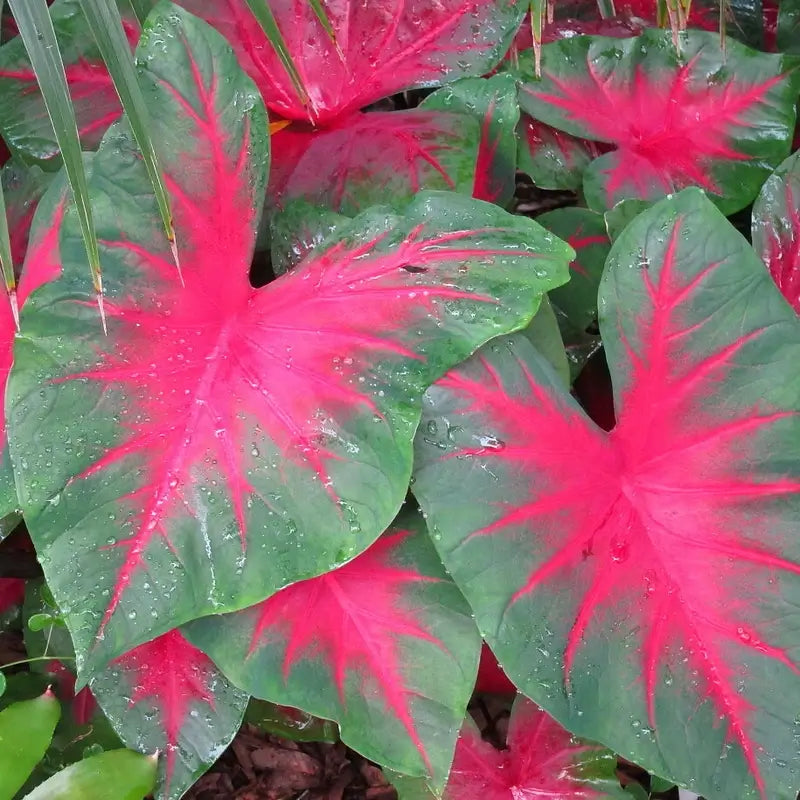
top-left (511, 30), bottom-right (799, 212)
top-left (6, 0), bottom-right (570, 771)
top-left (413, 188), bottom-right (800, 799)
top-left (185, 513), bottom-right (480, 787)
top-left (1, 0), bottom-right (800, 799)
top-left (444, 695), bottom-right (627, 799)
top-left (173, 0), bottom-right (525, 125)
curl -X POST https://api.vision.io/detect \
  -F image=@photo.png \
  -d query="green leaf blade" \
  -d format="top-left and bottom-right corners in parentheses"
top-left (7, 0), bottom-right (104, 321)
top-left (77, 0), bottom-right (178, 273)
top-left (21, 748), bottom-right (157, 800)
top-left (0, 689), bottom-right (61, 797)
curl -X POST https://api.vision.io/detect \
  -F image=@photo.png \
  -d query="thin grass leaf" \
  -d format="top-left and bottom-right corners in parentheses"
top-left (78, 0), bottom-right (182, 282)
top-left (0, 170), bottom-right (19, 330)
top-left (595, 0), bottom-right (616, 17)
top-left (529, 0), bottom-right (544, 77)
top-left (306, 0), bottom-right (344, 59)
top-left (7, 0), bottom-right (106, 331)
top-left (124, 0), bottom-right (155, 26)
top-left (0, 0), bottom-right (15, 329)
top-left (242, 0), bottom-right (315, 120)
top-left (119, 0), bottom-right (156, 30)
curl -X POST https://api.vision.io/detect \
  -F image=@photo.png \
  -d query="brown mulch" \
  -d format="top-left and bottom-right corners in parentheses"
top-left (184, 725), bottom-right (398, 800)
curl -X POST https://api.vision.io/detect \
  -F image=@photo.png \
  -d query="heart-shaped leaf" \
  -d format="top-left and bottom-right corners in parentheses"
top-left (2, 160), bottom-right (52, 267)
top-left (422, 75), bottom-right (520, 207)
top-left (174, 0), bottom-right (525, 125)
top-left (7, 4), bottom-right (572, 679)
top-left (514, 30), bottom-right (798, 213)
top-left (517, 114), bottom-right (602, 192)
top-left (413, 188), bottom-right (800, 799)
top-left (0, 168), bottom-right (67, 517)
top-left (274, 110), bottom-right (481, 215)
top-left (444, 696), bottom-right (627, 799)
top-left (537, 207), bottom-right (609, 378)
top-left (752, 149), bottom-right (800, 312)
top-left (185, 513), bottom-right (481, 788)
top-left (0, 0), bottom-right (139, 162)
top-left (90, 629), bottom-right (246, 800)
top-left (538, 207), bottom-right (609, 332)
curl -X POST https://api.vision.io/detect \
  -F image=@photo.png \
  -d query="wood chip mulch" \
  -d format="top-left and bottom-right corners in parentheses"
top-left (184, 725), bottom-right (398, 800)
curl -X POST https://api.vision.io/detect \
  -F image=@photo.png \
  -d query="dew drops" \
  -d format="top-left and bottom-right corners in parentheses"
top-left (478, 434), bottom-right (505, 451)
top-left (610, 537), bottom-right (630, 563)
top-left (736, 627), bottom-right (752, 644)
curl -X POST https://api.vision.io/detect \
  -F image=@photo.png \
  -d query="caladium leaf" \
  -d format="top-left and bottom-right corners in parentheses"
top-left (413, 188), bottom-right (800, 799)
top-left (269, 199), bottom-right (349, 278)
top-left (265, 122), bottom-right (315, 204)
top-left (185, 513), bottom-right (482, 788)
top-left (752, 149), bottom-right (800, 312)
top-left (444, 696), bottom-right (627, 799)
top-left (174, 0), bottom-right (525, 125)
top-left (604, 199), bottom-right (654, 243)
top-left (0, 577), bottom-right (24, 615)
top-left (2, 159), bottom-right (52, 266)
top-left (520, 296), bottom-right (569, 388)
top-left (422, 75), bottom-right (520, 207)
top-left (90, 629), bottom-right (247, 800)
top-left (517, 114), bottom-right (603, 192)
top-left (389, 770), bottom-right (437, 800)
top-left (0, 168), bottom-right (66, 518)
top-left (538, 207), bottom-right (609, 333)
top-left (777, 0), bottom-right (800, 50)
top-left (475, 642), bottom-right (515, 694)
top-left (7, 5), bottom-right (572, 679)
top-left (0, 0), bottom-right (139, 163)
top-left (514, 30), bottom-right (798, 213)
top-left (244, 698), bottom-right (338, 743)
top-left (535, 208), bottom-right (609, 379)
top-left (276, 109), bottom-right (482, 215)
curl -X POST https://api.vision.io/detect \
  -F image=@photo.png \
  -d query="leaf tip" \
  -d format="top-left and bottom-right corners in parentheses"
top-left (9, 288), bottom-right (19, 332)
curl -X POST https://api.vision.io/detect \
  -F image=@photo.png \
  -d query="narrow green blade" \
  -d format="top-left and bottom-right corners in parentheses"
top-left (0, 0), bottom-right (15, 327)
top-left (123, 0), bottom-right (155, 26)
top-left (0, 166), bottom-right (18, 329)
top-left (307, 0), bottom-right (343, 57)
top-left (529, 0), bottom-right (544, 76)
top-left (596, 0), bottom-right (617, 16)
top-left (7, 0), bottom-right (105, 330)
top-left (78, 0), bottom-right (180, 279)
top-left (242, 0), bottom-right (313, 119)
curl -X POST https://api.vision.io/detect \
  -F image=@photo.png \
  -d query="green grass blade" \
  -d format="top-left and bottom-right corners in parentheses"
top-left (7, 0), bottom-right (106, 330)
top-left (123, 0), bottom-right (155, 26)
top-left (78, 0), bottom-right (181, 279)
top-left (595, 0), bottom-right (617, 17)
top-left (243, 0), bottom-right (315, 120)
top-left (307, 0), bottom-right (344, 58)
top-left (0, 0), bottom-right (16, 328)
top-left (0, 169), bottom-right (19, 329)
top-left (529, 0), bottom-right (544, 76)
